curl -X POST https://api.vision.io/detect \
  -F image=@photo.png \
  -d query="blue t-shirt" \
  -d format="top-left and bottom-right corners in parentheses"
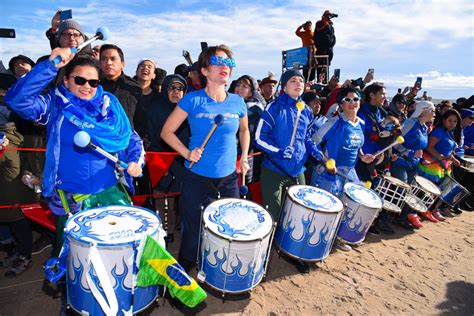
top-left (430, 127), bottom-right (457, 156)
top-left (178, 89), bottom-right (246, 178)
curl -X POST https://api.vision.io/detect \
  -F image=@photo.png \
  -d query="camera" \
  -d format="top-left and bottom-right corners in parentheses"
top-left (328, 13), bottom-right (338, 18)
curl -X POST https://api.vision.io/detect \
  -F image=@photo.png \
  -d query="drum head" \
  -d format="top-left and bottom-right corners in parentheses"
top-left (382, 200), bottom-right (401, 214)
top-left (65, 205), bottom-right (161, 246)
top-left (405, 195), bottom-right (427, 213)
top-left (414, 176), bottom-right (441, 195)
top-left (383, 175), bottom-right (411, 189)
top-left (203, 198), bottom-right (273, 241)
top-left (344, 183), bottom-right (382, 209)
top-left (287, 185), bottom-right (343, 213)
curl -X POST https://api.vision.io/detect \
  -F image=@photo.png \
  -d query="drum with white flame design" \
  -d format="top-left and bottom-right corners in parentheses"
top-left (337, 183), bottom-right (383, 244)
top-left (198, 198), bottom-right (274, 293)
top-left (65, 205), bottom-right (165, 315)
top-left (275, 185), bottom-right (343, 262)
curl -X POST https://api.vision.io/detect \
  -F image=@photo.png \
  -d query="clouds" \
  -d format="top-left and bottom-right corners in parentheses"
top-left (1, 0), bottom-right (473, 99)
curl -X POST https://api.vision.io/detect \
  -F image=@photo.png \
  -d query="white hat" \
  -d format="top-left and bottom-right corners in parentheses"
top-left (411, 100), bottom-right (435, 118)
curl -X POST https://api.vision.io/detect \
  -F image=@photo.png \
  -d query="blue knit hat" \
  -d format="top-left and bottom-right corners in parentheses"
top-left (280, 69), bottom-right (304, 90)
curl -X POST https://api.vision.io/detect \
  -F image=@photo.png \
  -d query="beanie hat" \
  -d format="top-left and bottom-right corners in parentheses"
top-left (411, 100), bottom-right (435, 118)
top-left (280, 69), bottom-right (304, 90)
top-left (460, 108), bottom-right (474, 120)
top-left (9, 55), bottom-right (35, 71)
top-left (57, 19), bottom-right (84, 38)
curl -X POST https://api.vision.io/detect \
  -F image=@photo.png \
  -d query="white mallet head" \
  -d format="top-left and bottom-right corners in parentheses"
top-left (73, 131), bottom-right (91, 148)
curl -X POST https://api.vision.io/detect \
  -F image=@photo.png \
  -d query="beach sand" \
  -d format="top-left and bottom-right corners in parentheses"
top-left (0, 210), bottom-right (472, 315)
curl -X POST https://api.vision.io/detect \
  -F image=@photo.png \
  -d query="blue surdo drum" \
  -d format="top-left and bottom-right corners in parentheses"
top-left (65, 205), bottom-right (165, 316)
top-left (337, 183), bottom-right (383, 245)
top-left (198, 198), bottom-right (274, 294)
top-left (275, 185), bottom-right (344, 262)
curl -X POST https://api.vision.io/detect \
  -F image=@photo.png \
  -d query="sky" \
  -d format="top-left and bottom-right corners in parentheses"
top-left (1, 0), bottom-right (473, 99)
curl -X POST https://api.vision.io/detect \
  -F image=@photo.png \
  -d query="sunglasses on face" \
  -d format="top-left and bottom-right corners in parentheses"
top-left (72, 75), bottom-right (100, 88)
top-left (209, 55), bottom-right (236, 68)
top-left (384, 123), bottom-right (400, 131)
top-left (61, 32), bottom-right (82, 40)
top-left (342, 97), bottom-right (360, 103)
top-left (169, 85), bottom-right (185, 92)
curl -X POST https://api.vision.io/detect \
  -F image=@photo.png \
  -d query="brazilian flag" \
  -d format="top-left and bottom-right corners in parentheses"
top-left (136, 235), bottom-right (207, 308)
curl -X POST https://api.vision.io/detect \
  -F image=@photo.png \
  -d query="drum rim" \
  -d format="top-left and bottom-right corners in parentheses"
top-left (343, 183), bottom-right (383, 209)
top-left (382, 200), bottom-right (402, 213)
top-left (275, 243), bottom-right (330, 262)
top-left (65, 205), bottom-right (162, 247)
top-left (202, 198), bottom-right (274, 241)
top-left (413, 175), bottom-right (441, 195)
top-left (286, 185), bottom-right (344, 214)
top-left (197, 269), bottom-right (264, 294)
top-left (405, 195), bottom-right (427, 213)
top-left (381, 175), bottom-right (411, 189)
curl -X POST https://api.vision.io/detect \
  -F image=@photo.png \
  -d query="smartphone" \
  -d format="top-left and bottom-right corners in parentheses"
top-left (0, 28), bottom-right (16, 38)
top-left (415, 77), bottom-right (422, 89)
top-left (200, 42), bottom-right (208, 51)
top-left (334, 68), bottom-right (340, 80)
top-left (368, 68), bottom-right (374, 75)
top-left (59, 9), bottom-right (72, 20)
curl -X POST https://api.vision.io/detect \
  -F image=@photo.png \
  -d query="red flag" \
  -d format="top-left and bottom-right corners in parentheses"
top-left (146, 152), bottom-right (178, 189)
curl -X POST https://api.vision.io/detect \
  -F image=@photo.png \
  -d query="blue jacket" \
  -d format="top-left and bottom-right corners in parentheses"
top-left (393, 117), bottom-right (428, 168)
top-left (357, 103), bottom-right (385, 154)
top-left (255, 93), bottom-right (318, 177)
top-left (5, 61), bottom-right (145, 197)
top-left (312, 113), bottom-right (365, 168)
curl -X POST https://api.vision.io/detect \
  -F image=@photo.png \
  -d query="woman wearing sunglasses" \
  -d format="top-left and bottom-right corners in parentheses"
top-left (161, 45), bottom-right (250, 272)
top-left (5, 48), bottom-right (145, 250)
top-left (310, 87), bottom-right (374, 197)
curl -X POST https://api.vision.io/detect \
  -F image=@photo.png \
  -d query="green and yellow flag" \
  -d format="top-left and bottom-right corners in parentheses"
top-left (136, 235), bottom-right (207, 308)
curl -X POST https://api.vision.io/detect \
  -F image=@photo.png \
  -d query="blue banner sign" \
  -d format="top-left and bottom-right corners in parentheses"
top-left (284, 47), bottom-right (308, 68)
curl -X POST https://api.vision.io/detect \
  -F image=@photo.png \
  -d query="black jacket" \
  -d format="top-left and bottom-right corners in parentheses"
top-left (314, 20), bottom-right (336, 51)
top-left (100, 73), bottom-right (149, 146)
top-left (147, 75), bottom-right (189, 152)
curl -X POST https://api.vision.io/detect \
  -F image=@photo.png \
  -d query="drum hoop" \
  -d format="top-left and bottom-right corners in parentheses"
top-left (202, 223), bottom-right (273, 243)
top-left (413, 176), bottom-right (441, 195)
top-left (286, 187), bottom-right (343, 214)
top-left (405, 195), bottom-right (428, 212)
top-left (382, 175), bottom-right (411, 189)
top-left (65, 205), bottom-right (161, 247)
top-left (343, 184), bottom-right (382, 210)
top-left (202, 198), bottom-right (273, 242)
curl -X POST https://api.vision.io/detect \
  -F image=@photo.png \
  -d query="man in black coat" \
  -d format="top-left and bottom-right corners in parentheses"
top-left (314, 10), bottom-right (337, 83)
top-left (99, 44), bottom-right (149, 145)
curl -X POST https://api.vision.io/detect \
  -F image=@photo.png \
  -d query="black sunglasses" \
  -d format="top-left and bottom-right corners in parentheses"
top-left (72, 76), bottom-right (100, 88)
top-left (169, 85), bottom-right (185, 92)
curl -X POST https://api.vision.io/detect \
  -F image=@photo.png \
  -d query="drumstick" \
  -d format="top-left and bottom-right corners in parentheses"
top-left (373, 136), bottom-right (404, 159)
top-left (324, 157), bottom-right (372, 189)
top-left (189, 114), bottom-right (224, 168)
top-left (289, 101), bottom-right (305, 147)
top-left (51, 27), bottom-right (110, 65)
top-left (239, 168), bottom-right (249, 198)
top-left (73, 131), bottom-right (142, 177)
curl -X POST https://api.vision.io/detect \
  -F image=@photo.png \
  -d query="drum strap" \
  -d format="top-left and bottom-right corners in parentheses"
top-left (57, 189), bottom-right (71, 215)
top-left (87, 245), bottom-right (119, 316)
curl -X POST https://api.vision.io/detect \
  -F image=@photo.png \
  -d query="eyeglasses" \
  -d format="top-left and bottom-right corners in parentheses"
top-left (61, 32), bottom-right (82, 40)
top-left (169, 85), bottom-right (185, 92)
top-left (342, 97), bottom-right (360, 103)
top-left (210, 55), bottom-right (236, 68)
top-left (72, 76), bottom-right (100, 88)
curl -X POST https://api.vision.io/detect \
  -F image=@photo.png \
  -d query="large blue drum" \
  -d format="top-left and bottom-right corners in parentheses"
top-left (275, 185), bottom-right (343, 262)
top-left (198, 198), bottom-right (274, 294)
top-left (65, 205), bottom-right (165, 316)
top-left (337, 183), bottom-right (383, 245)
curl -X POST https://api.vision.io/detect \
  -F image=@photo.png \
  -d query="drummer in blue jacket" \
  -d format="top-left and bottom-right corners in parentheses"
top-left (5, 48), bottom-right (145, 252)
top-left (310, 87), bottom-right (375, 196)
top-left (255, 69), bottom-right (320, 273)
